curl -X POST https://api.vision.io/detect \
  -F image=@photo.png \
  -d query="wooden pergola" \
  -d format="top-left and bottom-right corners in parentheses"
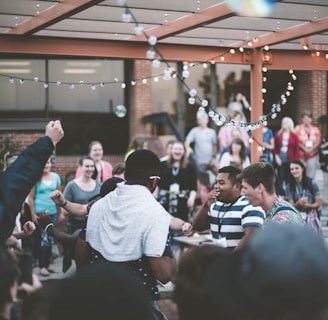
top-left (0, 0), bottom-right (327, 160)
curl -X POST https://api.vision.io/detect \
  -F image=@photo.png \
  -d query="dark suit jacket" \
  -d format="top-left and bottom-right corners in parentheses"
top-left (0, 136), bottom-right (54, 245)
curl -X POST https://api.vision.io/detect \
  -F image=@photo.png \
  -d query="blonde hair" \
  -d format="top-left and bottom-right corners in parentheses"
top-left (280, 117), bottom-right (294, 133)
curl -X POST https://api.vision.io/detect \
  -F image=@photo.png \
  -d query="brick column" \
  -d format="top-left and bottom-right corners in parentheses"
top-left (297, 71), bottom-right (327, 126)
top-left (129, 60), bottom-right (152, 140)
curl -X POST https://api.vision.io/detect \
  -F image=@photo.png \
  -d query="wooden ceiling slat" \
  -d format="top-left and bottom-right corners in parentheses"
top-left (4, 0), bottom-right (105, 35)
top-left (127, 2), bottom-right (235, 42)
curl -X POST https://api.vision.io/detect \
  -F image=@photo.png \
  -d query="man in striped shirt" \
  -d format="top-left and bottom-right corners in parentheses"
top-left (192, 166), bottom-right (265, 251)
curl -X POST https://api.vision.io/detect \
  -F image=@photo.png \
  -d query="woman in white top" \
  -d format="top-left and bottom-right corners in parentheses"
top-left (219, 138), bottom-right (250, 170)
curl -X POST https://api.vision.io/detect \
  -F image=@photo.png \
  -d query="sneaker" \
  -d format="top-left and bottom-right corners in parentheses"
top-left (40, 268), bottom-right (50, 276)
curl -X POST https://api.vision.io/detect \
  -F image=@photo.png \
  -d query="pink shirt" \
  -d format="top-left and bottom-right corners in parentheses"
top-left (294, 124), bottom-right (321, 160)
top-left (218, 126), bottom-right (249, 151)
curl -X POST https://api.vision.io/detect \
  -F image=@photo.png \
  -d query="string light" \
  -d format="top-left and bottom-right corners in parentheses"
top-left (3, 2), bottom-right (321, 133)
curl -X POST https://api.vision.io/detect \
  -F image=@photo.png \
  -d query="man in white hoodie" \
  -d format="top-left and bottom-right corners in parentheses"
top-left (86, 149), bottom-right (175, 319)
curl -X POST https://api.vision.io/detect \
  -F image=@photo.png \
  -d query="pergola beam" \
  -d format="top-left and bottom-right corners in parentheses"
top-left (232, 16), bottom-right (328, 49)
top-left (4, 0), bottom-right (105, 36)
top-left (127, 2), bottom-right (235, 42)
top-left (0, 35), bottom-right (327, 71)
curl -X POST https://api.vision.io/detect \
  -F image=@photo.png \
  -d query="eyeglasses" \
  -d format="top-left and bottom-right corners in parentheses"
top-left (149, 176), bottom-right (161, 180)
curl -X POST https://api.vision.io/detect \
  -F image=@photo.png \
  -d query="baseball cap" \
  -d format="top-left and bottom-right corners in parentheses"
top-left (88, 177), bottom-right (124, 201)
top-left (205, 223), bottom-right (328, 319)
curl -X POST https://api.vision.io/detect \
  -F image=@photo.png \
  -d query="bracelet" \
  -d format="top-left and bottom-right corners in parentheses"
top-left (59, 199), bottom-right (67, 208)
top-left (44, 223), bottom-right (54, 232)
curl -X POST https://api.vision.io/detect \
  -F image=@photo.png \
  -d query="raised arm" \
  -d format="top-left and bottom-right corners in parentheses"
top-left (49, 190), bottom-right (88, 217)
top-left (192, 189), bottom-right (217, 231)
top-left (0, 121), bottom-right (64, 245)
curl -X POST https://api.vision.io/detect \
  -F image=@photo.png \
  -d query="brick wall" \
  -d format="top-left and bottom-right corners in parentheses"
top-left (297, 71), bottom-right (327, 129)
top-left (130, 60), bottom-right (153, 139)
top-left (52, 155), bottom-right (125, 186)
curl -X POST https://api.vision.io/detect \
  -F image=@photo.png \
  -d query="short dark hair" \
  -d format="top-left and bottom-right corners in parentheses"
top-left (125, 149), bottom-right (160, 183)
top-left (79, 155), bottom-right (94, 166)
top-left (237, 162), bottom-right (275, 194)
top-left (218, 165), bottom-right (241, 185)
top-left (301, 110), bottom-right (312, 118)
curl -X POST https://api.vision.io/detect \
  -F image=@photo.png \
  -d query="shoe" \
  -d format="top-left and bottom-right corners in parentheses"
top-left (40, 268), bottom-right (50, 276)
top-left (47, 267), bottom-right (58, 274)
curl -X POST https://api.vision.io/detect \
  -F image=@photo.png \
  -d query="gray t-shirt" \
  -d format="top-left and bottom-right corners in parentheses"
top-left (185, 126), bottom-right (217, 166)
top-left (63, 179), bottom-right (101, 221)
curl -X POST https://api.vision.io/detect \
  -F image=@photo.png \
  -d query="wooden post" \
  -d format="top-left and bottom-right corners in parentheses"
top-left (250, 49), bottom-right (263, 163)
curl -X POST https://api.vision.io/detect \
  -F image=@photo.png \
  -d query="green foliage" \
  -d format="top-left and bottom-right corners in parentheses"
top-left (0, 132), bottom-right (22, 171)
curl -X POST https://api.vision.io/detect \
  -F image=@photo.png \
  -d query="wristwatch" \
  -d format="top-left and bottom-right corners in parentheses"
top-left (59, 199), bottom-right (67, 208)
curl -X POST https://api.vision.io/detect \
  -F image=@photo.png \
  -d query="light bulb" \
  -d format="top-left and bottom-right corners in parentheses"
top-left (148, 36), bottom-right (157, 46)
top-left (146, 48), bottom-right (155, 60)
top-left (134, 24), bottom-right (143, 36)
top-left (201, 100), bottom-right (208, 107)
top-left (163, 68), bottom-right (172, 80)
top-left (122, 12), bottom-right (132, 23)
top-left (189, 89), bottom-right (197, 97)
top-left (152, 59), bottom-right (161, 68)
top-left (182, 70), bottom-right (190, 79)
top-left (188, 97), bottom-right (196, 105)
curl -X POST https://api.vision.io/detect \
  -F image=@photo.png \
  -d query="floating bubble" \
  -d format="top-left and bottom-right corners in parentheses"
top-left (227, 0), bottom-right (277, 17)
top-left (115, 105), bottom-right (127, 118)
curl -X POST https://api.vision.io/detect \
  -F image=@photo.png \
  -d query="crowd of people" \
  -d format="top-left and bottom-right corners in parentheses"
top-left (0, 109), bottom-right (328, 320)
